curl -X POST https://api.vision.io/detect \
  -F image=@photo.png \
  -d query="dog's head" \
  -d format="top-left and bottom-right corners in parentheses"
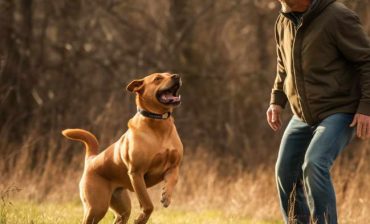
top-left (126, 73), bottom-right (182, 113)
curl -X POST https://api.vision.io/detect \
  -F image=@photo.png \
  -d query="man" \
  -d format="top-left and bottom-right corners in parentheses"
top-left (266, 0), bottom-right (370, 223)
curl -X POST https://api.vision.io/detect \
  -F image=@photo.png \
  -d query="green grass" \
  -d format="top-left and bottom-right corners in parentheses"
top-left (0, 200), bottom-right (282, 224)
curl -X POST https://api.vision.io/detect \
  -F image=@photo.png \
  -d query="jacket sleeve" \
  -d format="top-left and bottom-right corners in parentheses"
top-left (335, 9), bottom-right (370, 115)
top-left (270, 18), bottom-right (288, 108)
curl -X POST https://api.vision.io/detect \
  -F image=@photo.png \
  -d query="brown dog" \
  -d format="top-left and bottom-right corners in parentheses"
top-left (62, 73), bottom-right (183, 224)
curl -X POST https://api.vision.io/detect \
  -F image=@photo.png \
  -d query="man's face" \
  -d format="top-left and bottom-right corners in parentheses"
top-left (279, 0), bottom-right (299, 7)
top-left (278, 0), bottom-right (306, 12)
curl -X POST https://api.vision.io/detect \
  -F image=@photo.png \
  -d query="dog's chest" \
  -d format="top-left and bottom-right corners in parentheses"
top-left (142, 148), bottom-right (179, 187)
top-left (149, 148), bottom-right (179, 171)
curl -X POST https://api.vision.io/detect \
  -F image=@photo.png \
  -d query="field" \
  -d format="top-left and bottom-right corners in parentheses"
top-left (0, 153), bottom-right (284, 224)
top-left (2, 147), bottom-right (370, 224)
top-left (0, 200), bottom-right (282, 224)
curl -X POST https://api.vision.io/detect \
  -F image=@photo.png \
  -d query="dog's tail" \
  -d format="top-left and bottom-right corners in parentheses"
top-left (62, 129), bottom-right (99, 158)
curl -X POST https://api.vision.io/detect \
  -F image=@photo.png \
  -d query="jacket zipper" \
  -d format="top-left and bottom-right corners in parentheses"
top-left (291, 18), bottom-right (314, 124)
top-left (291, 21), bottom-right (307, 123)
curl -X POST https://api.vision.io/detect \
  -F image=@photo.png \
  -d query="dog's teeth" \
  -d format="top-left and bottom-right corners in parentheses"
top-left (160, 92), bottom-right (181, 103)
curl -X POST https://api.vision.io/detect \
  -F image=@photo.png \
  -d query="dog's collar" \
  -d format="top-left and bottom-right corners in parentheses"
top-left (137, 108), bottom-right (171, 120)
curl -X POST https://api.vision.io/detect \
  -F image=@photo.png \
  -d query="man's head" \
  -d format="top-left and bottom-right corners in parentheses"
top-left (278, 0), bottom-right (311, 12)
top-left (126, 73), bottom-right (182, 114)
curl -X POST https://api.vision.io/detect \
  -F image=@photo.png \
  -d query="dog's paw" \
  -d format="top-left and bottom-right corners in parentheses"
top-left (134, 213), bottom-right (148, 224)
top-left (160, 191), bottom-right (171, 208)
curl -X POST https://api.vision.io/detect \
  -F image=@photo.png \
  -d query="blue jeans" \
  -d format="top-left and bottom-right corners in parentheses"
top-left (276, 113), bottom-right (354, 224)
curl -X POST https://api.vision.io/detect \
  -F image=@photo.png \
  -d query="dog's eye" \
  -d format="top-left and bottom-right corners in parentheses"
top-left (154, 77), bottom-right (163, 82)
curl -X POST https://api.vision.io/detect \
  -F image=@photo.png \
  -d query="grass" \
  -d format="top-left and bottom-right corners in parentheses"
top-left (1, 144), bottom-right (369, 223)
top-left (0, 200), bottom-right (282, 224)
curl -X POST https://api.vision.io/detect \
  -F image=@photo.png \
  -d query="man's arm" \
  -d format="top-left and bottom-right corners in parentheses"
top-left (270, 18), bottom-right (288, 108)
top-left (335, 8), bottom-right (370, 139)
top-left (267, 18), bottom-right (288, 131)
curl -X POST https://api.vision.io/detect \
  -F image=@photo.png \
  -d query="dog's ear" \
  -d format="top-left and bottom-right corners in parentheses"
top-left (126, 79), bottom-right (144, 93)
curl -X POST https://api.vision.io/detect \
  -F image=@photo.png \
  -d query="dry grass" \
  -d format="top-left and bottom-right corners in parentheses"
top-left (1, 142), bottom-right (370, 223)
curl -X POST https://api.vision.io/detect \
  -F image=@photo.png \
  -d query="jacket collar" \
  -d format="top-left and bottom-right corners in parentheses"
top-left (281, 0), bottom-right (335, 28)
top-left (137, 108), bottom-right (171, 120)
top-left (302, 0), bottom-right (335, 27)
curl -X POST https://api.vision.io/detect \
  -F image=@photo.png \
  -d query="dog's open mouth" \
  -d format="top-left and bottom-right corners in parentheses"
top-left (157, 83), bottom-right (181, 105)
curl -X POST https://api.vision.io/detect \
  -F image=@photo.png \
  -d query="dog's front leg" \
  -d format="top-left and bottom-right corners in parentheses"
top-left (129, 172), bottom-right (153, 224)
top-left (161, 166), bottom-right (179, 208)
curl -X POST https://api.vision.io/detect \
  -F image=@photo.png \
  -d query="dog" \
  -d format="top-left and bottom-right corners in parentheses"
top-left (62, 73), bottom-right (183, 224)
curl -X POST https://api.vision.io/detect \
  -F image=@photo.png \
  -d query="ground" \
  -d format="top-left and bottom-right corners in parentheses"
top-left (1, 200), bottom-right (282, 224)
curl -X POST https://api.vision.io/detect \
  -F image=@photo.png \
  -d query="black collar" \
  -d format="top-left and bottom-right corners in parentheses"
top-left (137, 108), bottom-right (171, 120)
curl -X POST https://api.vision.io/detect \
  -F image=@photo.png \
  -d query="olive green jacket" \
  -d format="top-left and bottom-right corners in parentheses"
top-left (270, 0), bottom-right (370, 125)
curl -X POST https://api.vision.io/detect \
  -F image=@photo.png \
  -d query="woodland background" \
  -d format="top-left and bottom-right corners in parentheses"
top-left (1, 0), bottom-right (370, 223)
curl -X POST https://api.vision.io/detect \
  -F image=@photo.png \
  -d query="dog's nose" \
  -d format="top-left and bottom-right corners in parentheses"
top-left (171, 74), bottom-right (180, 80)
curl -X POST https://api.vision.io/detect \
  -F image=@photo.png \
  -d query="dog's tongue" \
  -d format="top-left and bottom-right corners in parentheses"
top-left (161, 93), bottom-right (181, 103)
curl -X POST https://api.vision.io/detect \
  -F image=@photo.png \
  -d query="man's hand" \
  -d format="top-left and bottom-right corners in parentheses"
top-left (350, 113), bottom-right (370, 139)
top-left (267, 104), bottom-right (283, 131)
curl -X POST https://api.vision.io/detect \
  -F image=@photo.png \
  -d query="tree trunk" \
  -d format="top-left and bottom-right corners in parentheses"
top-left (0, 0), bottom-right (34, 138)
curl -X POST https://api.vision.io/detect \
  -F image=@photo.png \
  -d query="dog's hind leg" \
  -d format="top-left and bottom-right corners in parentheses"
top-left (81, 199), bottom-right (109, 224)
top-left (110, 188), bottom-right (131, 224)
top-left (80, 175), bottom-right (111, 224)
